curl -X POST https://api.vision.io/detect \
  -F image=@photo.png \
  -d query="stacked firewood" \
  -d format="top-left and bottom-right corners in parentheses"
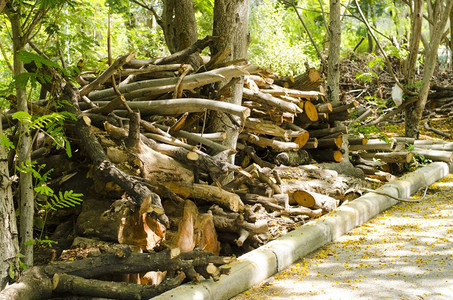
top-left (427, 85), bottom-right (453, 118)
top-left (349, 136), bottom-right (453, 182)
top-left (54, 53), bottom-right (363, 253)
top-left (236, 70), bottom-right (362, 168)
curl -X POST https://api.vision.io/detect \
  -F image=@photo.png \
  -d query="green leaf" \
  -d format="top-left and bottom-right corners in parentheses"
top-left (65, 141), bottom-right (72, 158)
top-left (8, 262), bottom-right (15, 279)
top-left (1, 134), bottom-right (15, 150)
top-left (24, 239), bottom-right (36, 246)
top-left (16, 51), bottom-right (60, 69)
top-left (12, 111), bottom-right (32, 123)
top-left (34, 185), bottom-right (54, 196)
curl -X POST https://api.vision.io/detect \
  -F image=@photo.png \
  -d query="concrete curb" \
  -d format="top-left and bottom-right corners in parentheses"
top-left (153, 162), bottom-right (453, 300)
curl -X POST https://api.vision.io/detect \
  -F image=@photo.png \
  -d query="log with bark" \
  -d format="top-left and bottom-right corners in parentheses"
top-left (349, 138), bottom-right (395, 151)
top-left (290, 190), bottom-right (339, 213)
top-left (411, 148), bottom-right (453, 163)
top-left (208, 205), bottom-right (269, 248)
top-left (0, 248), bottom-right (233, 300)
top-left (357, 151), bottom-right (414, 163)
top-left (274, 68), bottom-right (323, 91)
top-left (86, 64), bottom-right (260, 102)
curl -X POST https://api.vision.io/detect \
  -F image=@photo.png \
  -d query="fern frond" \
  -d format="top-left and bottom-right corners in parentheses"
top-left (48, 190), bottom-right (84, 211)
top-left (31, 113), bottom-right (66, 130)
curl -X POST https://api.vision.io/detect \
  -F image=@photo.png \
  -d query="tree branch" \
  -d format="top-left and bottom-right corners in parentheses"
top-left (279, 0), bottom-right (326, 66)
top-left (353, 0), bottom-right (417, 96)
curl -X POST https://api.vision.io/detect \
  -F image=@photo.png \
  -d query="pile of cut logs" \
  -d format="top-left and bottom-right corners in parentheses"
top-left (349, 136), bottom-right (453, 182)
top-left (69, 55), bottom-right (357, 255)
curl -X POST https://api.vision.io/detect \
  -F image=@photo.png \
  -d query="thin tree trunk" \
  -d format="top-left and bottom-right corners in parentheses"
top-left (0, 117), bottom-right (19, 289)
top-left (450, 7), bottom-right (453, 71)
top-left (8, 9), bottom-right (34, 267)
top-left (210, 0), bottom-right (250, 163)
top-left (406, 0), bottom-right (453, 137)
top-left (403, 0), bottom-right (423, 137)
top-left (404, 0), bottom-right (423, 84)
top-left (327, 0), bottom-right (341, 104)
top-left (0, 0), bottom-right (9, 13)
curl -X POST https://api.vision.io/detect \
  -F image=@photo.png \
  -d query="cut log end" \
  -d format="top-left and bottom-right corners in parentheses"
top-left (294, 131), bottom-right (310, 148)
top-left (302, 101), bottom-right (319, 122)
top-left (292, 190), bottom-right (315, 208)
top-left (186, 151), bottom-right (199, 161)
top-left (333, 151), bottom-right (343, 162)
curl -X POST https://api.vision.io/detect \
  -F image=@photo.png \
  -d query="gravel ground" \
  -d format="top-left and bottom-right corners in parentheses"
top-left (233, 174), bottom-right (453, 300)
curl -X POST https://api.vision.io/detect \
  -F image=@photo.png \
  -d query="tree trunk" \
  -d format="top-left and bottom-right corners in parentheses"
top-left (0, 117), bottom-right (19, 289)
top-left (8, 8), bottom-right (34, 267)
top-left (403, 0), bottom-right (423, 137)
top-left (210, 0), bottom-right (250, 163)
top-left (405, 0), bottom-right (453, 137)
top-left (450, 5), bottom-right (453, 71)
top-left (404, 0), bottom-right (423, 84)
top-left (327, 0), bottom-right (341, 104)
top-left (162, 0), bottom-right (198, 53)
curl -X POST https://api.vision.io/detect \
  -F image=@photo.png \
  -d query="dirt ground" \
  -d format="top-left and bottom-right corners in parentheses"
top-left (232, 173), bottom-right (453, 300)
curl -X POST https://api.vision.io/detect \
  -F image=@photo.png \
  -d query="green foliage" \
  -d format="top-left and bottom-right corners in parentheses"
top-left (355, 54), bottom-right (384, 83)
top-left (405, 144), bottom-right (432, 169)
top-left (12, 111), bottom-right (74, 157)
top-left (17, 160), bottom-right (83, 238)
top-left (195, 0), bottom-right (214, 38)
top-left (378, 134), bottom-right (391, 145)
top-left (17, 253), bottom-right (28, 272)
top-left (249, 0), bottom-right (310, 75)
top-left (8, 262), bottom-right (16, 279)
top-left (35, 185), bottom-right (83, 240)
top-left (36, 189), bottom-right (84, 211)
top-left (37, 236), bottom-right (58, 248)
top-left (16, 51), bottom-right (60, 69)
top-left (355, 71), bottom-right (377, 83)
top-left (12, 50), bottom-right (62, 92)
top-left (0, 134), bottom-right (15, 150)
top-left (17, 161), bottom-right (83, 211)
top-left (348, 122), bottom-right (379, 137)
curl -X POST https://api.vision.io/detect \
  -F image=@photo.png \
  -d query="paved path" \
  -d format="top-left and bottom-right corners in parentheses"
top-left (233, 174), bottom-right (453, 300)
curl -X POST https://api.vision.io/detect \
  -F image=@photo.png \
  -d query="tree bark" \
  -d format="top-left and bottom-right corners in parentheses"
top-left (162, 0), bottom-right (198, 53)
top-left (0, 117), bottom-right (19, 289)
top-left (405, 0), bottom-right (453, 137)
top-left (51, 272), bottom-right (185, 300)
top-left (87, 64), bottom-right (258, 102)
top-left (242, 88), bottom-right (302, 114)
top-left (291, 190), bottom-right (339, 213)
top-left (404, 0), bottom-right (423, 84)
top-left (412, 148), bottom-right (453, 163)
top-left (358, 151), bottom-right (414, 163)
top-left (8, 7), bottom-right (34, 267)
top-left (327, 0), bottom-right (341, 104)
top-left (450, 4), bottom-right (453, 71)
top-left (0, 249), bottom-right (232, 300)
top-left (210, 0), bottom-right (250, 162)
top-left (88, 98), bottom-right (251, 120)
top-left (403, 0), bottom-right (423, 137)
